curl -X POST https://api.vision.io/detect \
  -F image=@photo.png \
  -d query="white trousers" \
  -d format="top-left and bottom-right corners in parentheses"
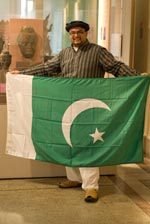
top-left (65, 167), bottom-right (100, 190)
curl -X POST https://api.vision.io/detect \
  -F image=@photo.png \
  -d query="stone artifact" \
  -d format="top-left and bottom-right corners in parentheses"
top-left (17, 26), bottom-right (38, 58)
top-left (43, 14), bottom-right (52, 58)
top-left (0, 50), bottom-right (12, 70)
top-left (0, 37), bottom-right (4, 53)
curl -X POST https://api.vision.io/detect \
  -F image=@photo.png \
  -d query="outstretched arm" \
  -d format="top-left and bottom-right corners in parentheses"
top-left (99, 47), bottom-right (140, 77)
top-left (10, 55), bottom-right (61, 76)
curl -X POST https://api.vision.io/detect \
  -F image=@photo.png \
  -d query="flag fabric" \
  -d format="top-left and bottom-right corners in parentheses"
top-left (6, 73), bottom-right (150, 167)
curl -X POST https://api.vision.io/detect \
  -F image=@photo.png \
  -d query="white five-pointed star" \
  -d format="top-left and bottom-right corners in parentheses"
top-left (89, 128), bottom-right (105, 144)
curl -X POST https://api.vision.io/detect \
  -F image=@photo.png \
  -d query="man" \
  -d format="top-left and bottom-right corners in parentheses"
top-left (11, 20), bottom-right (141, 203)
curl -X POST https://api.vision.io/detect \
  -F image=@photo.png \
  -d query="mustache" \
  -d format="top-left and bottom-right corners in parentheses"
top-left (73, 38), bottom-right (81, 40)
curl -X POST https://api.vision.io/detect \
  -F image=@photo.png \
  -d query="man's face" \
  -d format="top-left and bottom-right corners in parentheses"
top-left (69, 27), bottom-right (88, 47)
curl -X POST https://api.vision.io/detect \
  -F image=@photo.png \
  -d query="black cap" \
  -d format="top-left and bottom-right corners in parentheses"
top-left (66, 21), bottom-right (90, 32)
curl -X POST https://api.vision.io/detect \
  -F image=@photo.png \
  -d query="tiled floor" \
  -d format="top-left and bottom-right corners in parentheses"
top-left (0, 157), bottom-right (150, 224)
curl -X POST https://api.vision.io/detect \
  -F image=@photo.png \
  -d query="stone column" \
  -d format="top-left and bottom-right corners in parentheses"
top-left (35, 0), bottom-right (43, 18)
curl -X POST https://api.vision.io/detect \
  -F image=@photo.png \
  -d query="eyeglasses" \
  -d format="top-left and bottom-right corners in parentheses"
top-left (69, 31), bottom-right (86, 36)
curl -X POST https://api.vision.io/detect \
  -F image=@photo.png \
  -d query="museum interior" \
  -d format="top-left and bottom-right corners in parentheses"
top-left (0, 0), bottom-right (150, 224)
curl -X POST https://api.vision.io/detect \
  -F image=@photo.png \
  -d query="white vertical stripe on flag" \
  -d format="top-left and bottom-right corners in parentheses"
top-left (6, 73), bottom-right (36, 159)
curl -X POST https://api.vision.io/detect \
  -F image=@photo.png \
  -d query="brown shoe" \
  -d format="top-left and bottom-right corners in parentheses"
top-left (58, 180), bottom-right (82, 188)
top-left (84, 189), bottom-right (99, 202)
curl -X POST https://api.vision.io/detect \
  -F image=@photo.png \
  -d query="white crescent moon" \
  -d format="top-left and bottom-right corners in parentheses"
top-left (62, 98), bottom-right (111, 148)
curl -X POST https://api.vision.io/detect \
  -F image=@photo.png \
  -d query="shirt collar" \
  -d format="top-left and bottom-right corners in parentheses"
top-left (71, 39), bottom-right (89, 50)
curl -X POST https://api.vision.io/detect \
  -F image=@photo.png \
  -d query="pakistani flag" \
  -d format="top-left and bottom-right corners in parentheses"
top-left (6, 73), bottom-right (150, 167)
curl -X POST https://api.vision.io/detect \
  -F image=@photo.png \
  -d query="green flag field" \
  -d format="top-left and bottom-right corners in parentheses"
top-left (6, 73), bottom-right (150, 167)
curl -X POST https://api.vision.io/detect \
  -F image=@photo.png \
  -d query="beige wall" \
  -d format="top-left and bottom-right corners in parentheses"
top-left (98, 0), bottom-right (111, 50)
top-left (132, 0), bottom-right (149, 72)
top-left (112, 0), bottom-right (150, 72)
top-left (120, 0), bottom-right (133, 65)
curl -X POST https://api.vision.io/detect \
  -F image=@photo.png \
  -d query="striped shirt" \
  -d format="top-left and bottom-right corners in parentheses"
top-left (22, 40), bottom-right (139, 78)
